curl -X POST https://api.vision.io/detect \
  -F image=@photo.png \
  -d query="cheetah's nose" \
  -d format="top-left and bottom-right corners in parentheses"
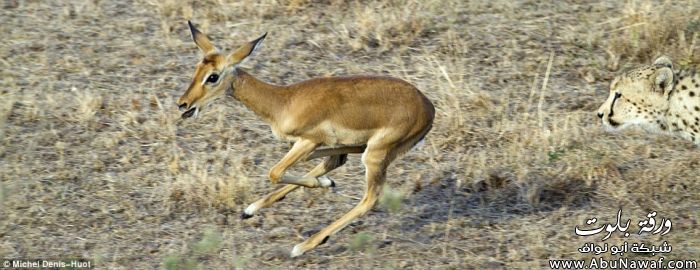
top-left (597, 112), bottom-right (604, 119)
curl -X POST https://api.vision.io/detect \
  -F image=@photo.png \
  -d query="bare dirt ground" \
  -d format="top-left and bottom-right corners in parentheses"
top-left (1, 0), bottom-right (698, 269)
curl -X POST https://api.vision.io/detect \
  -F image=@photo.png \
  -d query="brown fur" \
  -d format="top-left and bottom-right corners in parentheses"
top-left (176, 21), bottom-right (435, 257)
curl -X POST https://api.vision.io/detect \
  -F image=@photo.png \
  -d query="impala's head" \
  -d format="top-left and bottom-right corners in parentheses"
top-left (177, 21), bottom-right (266, 119)
top-left (596, 56), bottom-right (675, 132)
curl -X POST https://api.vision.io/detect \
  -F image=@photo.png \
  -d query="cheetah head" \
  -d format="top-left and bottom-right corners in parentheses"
top-left (597, 56), bottom-right (675, 133)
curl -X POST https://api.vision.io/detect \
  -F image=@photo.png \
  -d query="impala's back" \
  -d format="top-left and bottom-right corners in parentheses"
top-left (277, 75), bottom-right (435, 148)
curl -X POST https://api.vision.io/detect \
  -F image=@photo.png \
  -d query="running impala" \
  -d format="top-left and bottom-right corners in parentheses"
top-left (176, 21), bottom-right (435, 257)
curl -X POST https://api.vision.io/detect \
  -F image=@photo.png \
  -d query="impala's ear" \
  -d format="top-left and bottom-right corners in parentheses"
top-left (227, 32), bottom-right (267, 67)
top-left (188, 21), bottom-right (217, 54)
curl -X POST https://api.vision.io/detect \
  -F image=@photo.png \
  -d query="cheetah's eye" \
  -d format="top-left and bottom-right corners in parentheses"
top-left (614, 92), bottom-right (621, 99)
top-left (206, 74), bottom-right (220, 84)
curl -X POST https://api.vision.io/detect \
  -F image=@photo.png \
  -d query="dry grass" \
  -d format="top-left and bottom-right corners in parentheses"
top-left (1, 0), bottom-right (699, 269)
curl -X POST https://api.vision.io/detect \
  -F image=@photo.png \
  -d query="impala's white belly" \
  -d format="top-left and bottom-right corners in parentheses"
top-left (270, 126), bottom-right (300, 142)
top-left (318, 121), bottom-right (373, 146)
top-left (271, 121), bottom-right (373, 146)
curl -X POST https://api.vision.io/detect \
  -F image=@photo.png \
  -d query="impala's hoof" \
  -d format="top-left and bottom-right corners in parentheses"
top-left (277, 195), bottom-right (286, 202)
top-left (242, 203), bottom-right (259, 219)
top-left (330, 180), bottom-right (338, 193)
top-left (318, 176), bottom-right (335, 188)
top-left (320, 236), bottom-right (330, 245)
top-left (290, 244), bottom-right (305, 258)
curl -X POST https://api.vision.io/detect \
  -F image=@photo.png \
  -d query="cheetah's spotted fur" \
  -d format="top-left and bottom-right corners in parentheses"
top-left (597, 56), bottom-right (700, 144)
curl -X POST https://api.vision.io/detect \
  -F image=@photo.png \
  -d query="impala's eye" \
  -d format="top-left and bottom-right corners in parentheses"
top-left (206, 74), bottom-right (219, 83)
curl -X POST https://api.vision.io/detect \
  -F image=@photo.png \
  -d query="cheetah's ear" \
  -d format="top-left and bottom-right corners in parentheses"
top-left (654, 66), bottom-right (674, 95)
top-left (652, 56), bottom-right (674, 95)
top-left (653, 56), bottom-right (673, 69)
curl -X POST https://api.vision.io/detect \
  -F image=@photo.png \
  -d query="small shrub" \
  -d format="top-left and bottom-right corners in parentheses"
top-left (349, 232), bottom-right (375, 253)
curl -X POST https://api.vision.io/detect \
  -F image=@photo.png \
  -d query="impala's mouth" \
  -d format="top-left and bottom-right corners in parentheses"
top-left (181, 107), bottom-right (197, 119)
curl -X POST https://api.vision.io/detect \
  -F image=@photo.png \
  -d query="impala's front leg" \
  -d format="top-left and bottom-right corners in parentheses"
top-left (242, 154), bottom-right (348, 219)
top-left (268, 140), bottom-right (333, 188)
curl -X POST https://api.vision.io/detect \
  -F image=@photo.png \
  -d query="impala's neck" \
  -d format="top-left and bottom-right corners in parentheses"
top-left (231, 69), bottom-right (288, 122)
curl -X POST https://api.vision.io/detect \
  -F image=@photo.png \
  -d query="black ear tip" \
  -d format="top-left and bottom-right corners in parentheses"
top-left (188, 20), bottom-right (198, 33)
top-left (252, 32), bottom-right (267, 45)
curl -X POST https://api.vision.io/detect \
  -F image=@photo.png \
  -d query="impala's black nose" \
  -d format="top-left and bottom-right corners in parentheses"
top-left (597, 112), bottom-right (604, 119)
top-left (178, 103), bottom-right (188, 111)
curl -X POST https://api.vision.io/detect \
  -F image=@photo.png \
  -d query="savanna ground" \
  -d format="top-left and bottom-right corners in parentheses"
top-left (1, 0), bottom-right (699, 269)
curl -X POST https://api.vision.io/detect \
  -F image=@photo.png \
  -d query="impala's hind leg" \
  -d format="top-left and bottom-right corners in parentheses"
top-left (305, 145), bottom-right (365, 161)
top-left (242, 154), bottom-right (348, 219)
top-left (290, 147), bottom-right (391, 257)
